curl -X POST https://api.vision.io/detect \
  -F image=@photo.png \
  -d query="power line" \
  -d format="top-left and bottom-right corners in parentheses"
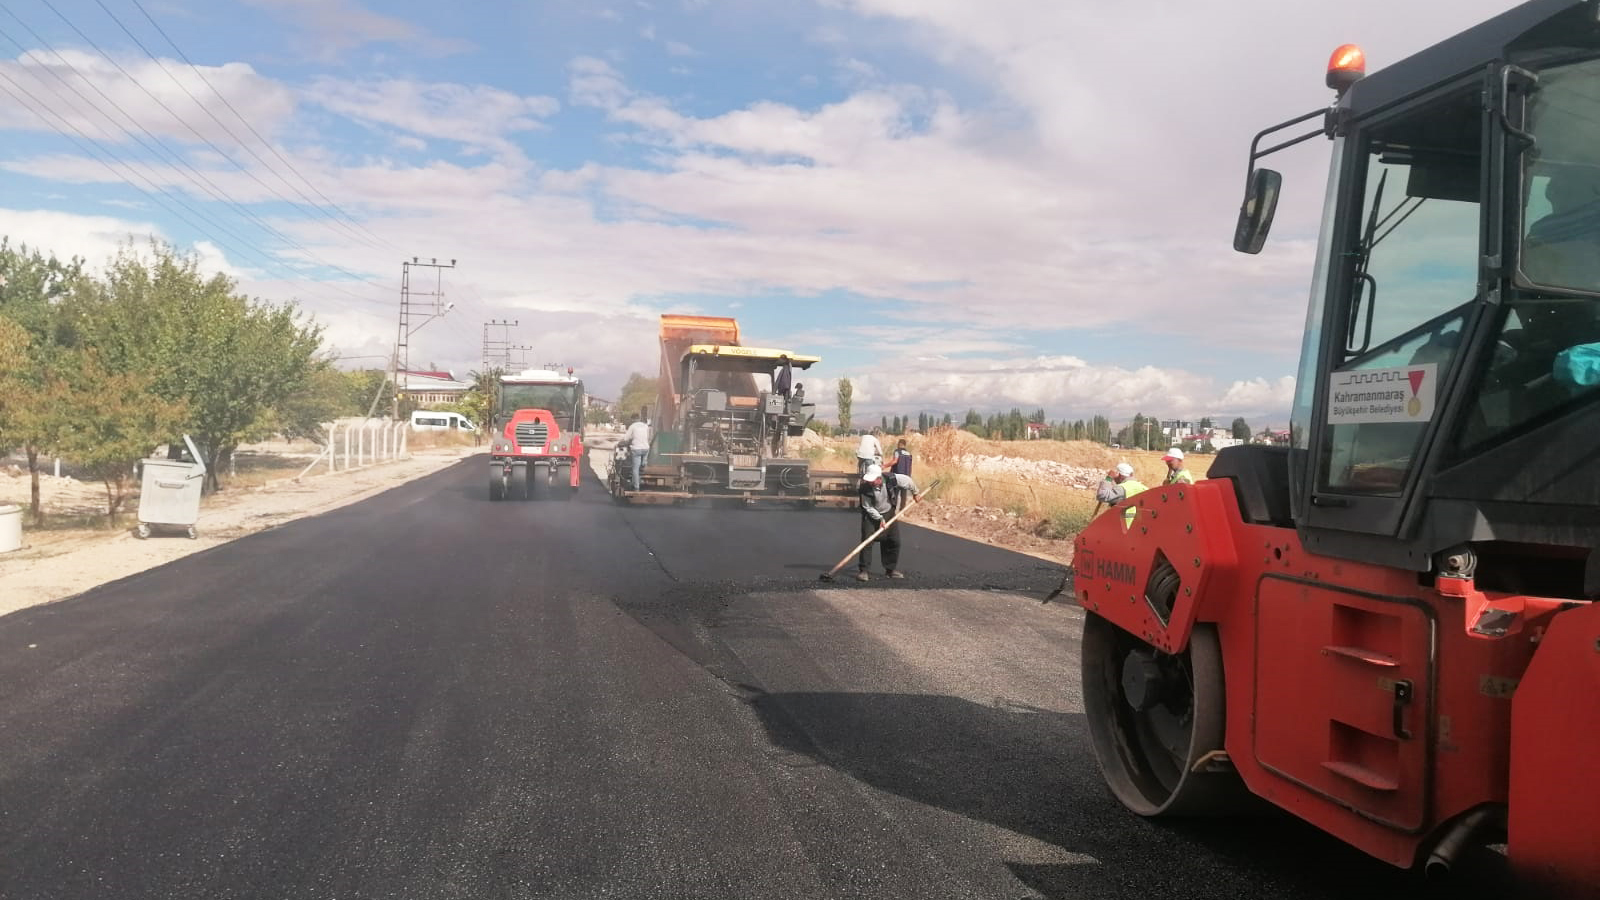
top-left (124, 0), bottom-right (397, 253)
top-left (97, 0), bottom-right (386, 252)
top-left (0, 66), bottom-right (390, 310)
top-left (0, 13), bottom-right (388, 302)
top-left (33, 0), bottom-right (383, 259)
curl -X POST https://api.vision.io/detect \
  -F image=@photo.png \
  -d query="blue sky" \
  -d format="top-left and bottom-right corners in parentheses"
top-left (0, 0), bottom-right (1520, 425)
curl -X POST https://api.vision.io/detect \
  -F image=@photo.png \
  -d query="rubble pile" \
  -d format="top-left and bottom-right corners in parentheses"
top-left (954, 454), bottom-right (1103, 490)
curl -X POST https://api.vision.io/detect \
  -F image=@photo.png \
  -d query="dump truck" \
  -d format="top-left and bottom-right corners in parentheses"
top-left (488, 367), bottom-right (585, 501)
top-left (607, 314), bottom-right (856, 506)
top-left (1069, 3), bottom-right (1600, 896)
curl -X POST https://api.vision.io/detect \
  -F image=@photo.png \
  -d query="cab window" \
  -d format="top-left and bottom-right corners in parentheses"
top-left (1320, 92), bottom-right (1481, 495)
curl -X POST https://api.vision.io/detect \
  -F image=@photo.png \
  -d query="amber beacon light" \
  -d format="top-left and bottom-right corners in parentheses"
top-left (1325, 43), bottom-right (1366, 94)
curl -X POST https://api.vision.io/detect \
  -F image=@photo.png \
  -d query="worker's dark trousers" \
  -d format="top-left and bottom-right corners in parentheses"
top-left (859, 514), bottom-right (901, 572)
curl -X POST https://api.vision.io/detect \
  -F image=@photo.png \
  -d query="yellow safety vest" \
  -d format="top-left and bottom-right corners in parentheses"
top-left (1121, 479), bottom-right (1147, 529)
top-left (1165, 469), bottom-right (1195, 486)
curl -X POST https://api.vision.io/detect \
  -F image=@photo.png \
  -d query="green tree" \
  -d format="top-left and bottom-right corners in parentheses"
top-left (68, 242), bottom-right (323, 492)
top-left (836, 378), bottom-right (853, 432)
top-left (617, 372), bottom-right (658, 421)
top-left (350, 368), bottom-right (395, 419)
top-left (0, 241), bottom-right (82, 522)
top-left (269, 360), bottom-right (349, 443)
top-left (1199, 416), bottom-right (1214, 430)
top-left (0, 314), bottom-right (29, 438)
top-left (53, 352), bottom-right (187, 524)
top-left (1116, 412), bottom-right (1163, 450)
top-left (1231, 417), bottom-right (1251, 441)
top-left (452, 368), bottom-right (502, 430)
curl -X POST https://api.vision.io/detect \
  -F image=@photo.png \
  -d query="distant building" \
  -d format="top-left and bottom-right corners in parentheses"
top-left (1160, 419), bottom-right (1195, 439)
top-left (1025, 422), bottom-right (1047, 440)
top-left (399, 370), bottom-right (472, 406)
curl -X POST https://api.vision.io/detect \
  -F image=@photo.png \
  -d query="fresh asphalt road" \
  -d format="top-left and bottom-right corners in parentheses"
top-left (0, 459), bottom-right (1461, 899)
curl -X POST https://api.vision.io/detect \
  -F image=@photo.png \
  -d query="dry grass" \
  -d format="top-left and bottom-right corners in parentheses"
top-left (404, 431), bottom-right (480, 452)
top-left (859, 426), bottom-right (1221, 544)
top-left (800, 444), bottom-right (860, 473)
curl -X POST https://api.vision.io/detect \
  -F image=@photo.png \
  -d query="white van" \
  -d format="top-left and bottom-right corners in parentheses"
top-left (410, 411), bottom-right (477, 432)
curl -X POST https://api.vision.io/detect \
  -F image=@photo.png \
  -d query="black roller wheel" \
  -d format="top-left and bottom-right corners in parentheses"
top-left (489, 472), bottom-right (506, 502)
top-left (509, 465), bottom-right (529, 500)
top-left (554, 467), bottom-right (576, 501)
top-left (1081, 617), bottom-right (1247, 816)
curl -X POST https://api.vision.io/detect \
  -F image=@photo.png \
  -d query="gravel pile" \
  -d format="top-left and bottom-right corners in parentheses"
top-left (954, 453), bottom-right (1103, 489)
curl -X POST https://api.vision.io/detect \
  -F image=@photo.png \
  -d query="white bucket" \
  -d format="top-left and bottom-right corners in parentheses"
top-left (0, 503), bottom-right (21, 553)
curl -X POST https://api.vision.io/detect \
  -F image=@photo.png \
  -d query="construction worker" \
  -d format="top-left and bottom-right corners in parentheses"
top-left (621, 407), bottom-right (651, 491)
top-left (889, 439), bottom-right (911, 474)
top-left (857, 463), bottom-right (920, 581)
top-left (889, 438), bottom-right (914, 510)
top-left (1096, 462), bottom-right (1147, 528)
top-left (774, 355), bottom-right (793, 399)
top-left (1162, 448), bottom-right (1195, 485)
top-left (856, 428), bottom-right (883, 477)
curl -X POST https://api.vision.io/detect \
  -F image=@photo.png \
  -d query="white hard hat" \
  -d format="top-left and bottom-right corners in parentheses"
top-left (863, 464), bottom-right (883, 481)
top-left (1115, 463), bottom-right (1134, 478)
top-left (1164, 448), bottom-right (1185, 461)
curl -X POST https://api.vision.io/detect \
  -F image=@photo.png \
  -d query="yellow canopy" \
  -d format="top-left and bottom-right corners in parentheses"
top-left (684, 344), bottom-right (820, 371)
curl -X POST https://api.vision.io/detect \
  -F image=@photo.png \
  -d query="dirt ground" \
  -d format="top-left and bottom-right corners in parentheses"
top-left (0, 443), bottom-right (481, 618)
top-left (902, 499), bottom-right (1074, 566)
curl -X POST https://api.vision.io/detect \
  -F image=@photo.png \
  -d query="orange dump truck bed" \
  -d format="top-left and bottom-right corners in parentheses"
top-left (656, 315), bottom-right (742, 431)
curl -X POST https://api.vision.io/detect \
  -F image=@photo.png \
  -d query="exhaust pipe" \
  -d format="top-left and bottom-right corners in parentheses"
top-left (1425, 807), bottom-right (1494, 880)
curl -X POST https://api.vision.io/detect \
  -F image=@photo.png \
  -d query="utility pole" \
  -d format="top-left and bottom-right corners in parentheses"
top-left (482, 319), bottom-right (518, 371)
top-left (391, 256), bottom-right (456, 419)
top-left (507, 344), bottom-right (536, 369)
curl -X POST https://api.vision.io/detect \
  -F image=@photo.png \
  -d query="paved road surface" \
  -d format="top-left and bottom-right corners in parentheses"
top-left (0, 460), bottom-right (1468, 899)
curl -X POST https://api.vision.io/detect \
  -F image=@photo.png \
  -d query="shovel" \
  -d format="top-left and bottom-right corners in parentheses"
top-left (819, 479), bottom-right (939, 582)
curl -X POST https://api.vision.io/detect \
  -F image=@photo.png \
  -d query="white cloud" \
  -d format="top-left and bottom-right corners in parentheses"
top-left (804, 356), bottom-right (1296, 423)
top-left (665, 41), bottom-right (697, 57)
top-left (301, 77), bottom-right (559, 154)
top-left (1216, 376), bottom-right (1298, 417)
top-left (0, 50), bottom-right (297, 150)
top-left (0, 207), bottom-right (163, 268)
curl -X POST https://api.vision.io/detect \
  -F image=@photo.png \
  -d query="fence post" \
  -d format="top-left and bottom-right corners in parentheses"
top-left (399, 423), bottom-right (409, 459)
top-left (327, 423), bottom-right (337, 475)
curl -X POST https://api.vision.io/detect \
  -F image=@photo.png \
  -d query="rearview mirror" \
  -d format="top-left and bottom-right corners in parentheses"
top-left (1233, 168), bottom-right (1283, 254)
